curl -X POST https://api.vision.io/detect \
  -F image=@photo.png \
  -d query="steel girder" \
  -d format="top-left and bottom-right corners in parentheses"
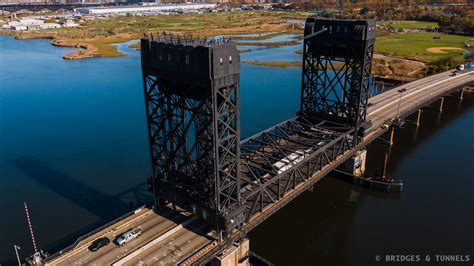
top-left (143, 74), bottom-right (243, 232)
top-left (300, 32), bottom-right (375, 137)
top-left (239, 117), bottom-right (355, 221)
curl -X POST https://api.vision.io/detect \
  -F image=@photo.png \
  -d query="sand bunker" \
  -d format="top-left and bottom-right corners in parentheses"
top-left (426, 47), bottom-right (467, 54)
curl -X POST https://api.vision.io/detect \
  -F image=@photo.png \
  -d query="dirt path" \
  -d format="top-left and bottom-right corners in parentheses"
top-left (426, 47), bottom-right (467, 54)
top-left (372, 54), bottom-right (426, 81)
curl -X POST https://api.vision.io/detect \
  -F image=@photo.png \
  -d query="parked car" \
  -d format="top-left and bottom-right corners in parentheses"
top-left (115, 227), bottom-right (142, 246)
top-left (457, 64), bottom-right (465, 71)
top-left (88, 237), bottom-right (110, 252)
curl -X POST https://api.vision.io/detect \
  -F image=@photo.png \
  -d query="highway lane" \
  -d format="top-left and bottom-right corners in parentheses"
top-left (50, 208), bottom-right (190, 265)
top-left (367, 70), bottom-right (474, 128)
top-left (123, 220), bottom-right (213, 265)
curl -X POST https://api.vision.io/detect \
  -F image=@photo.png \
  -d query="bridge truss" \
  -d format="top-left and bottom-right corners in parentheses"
top-left (240, 117), bottom-right (355, 221)
top-left (141, 18), bottom-right (375, 239)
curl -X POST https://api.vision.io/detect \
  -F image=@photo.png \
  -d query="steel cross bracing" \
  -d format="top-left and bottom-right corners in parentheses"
top-left (300, 19), bottom-right (375, 139)
top-left (143, 72), bottom-right (242, 229)
top-left (239, 116), bottom-right (355, 221)
top-left (144, 76), bottom-right (216, 208)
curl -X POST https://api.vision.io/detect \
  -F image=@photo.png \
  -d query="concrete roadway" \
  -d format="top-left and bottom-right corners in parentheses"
top-left (367, 70), bottom-right (474, 128)
top-left (121, 220), bottom-right (213, 265)
top-left (48, 207), bottom-right (191, 265)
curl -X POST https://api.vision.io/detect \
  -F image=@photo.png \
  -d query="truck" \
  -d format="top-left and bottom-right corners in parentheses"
top-left (115, 226), bottom-right (142, 246)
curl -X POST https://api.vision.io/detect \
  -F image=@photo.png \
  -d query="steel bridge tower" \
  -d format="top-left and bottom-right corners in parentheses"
top-left (141, 35), bottom-right (244, 235)
top-left (300, 18), bottom-right (376, 140)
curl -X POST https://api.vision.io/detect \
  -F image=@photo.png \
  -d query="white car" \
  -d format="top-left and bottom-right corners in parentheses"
top-left (458, 64), bottom-right (465, 71)
top-left (115, 227), bottom-right (141, 246)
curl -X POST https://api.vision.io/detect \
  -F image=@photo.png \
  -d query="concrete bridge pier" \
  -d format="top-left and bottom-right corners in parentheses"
top-left (211, 238), bottom-right (250, 266)
top-left (388, 127), bottom-right (395, 146)
top-left (438, 97), bottom-right (445, 112)
top-left (409, 109), bottom-right (422, 127)
top-left (341, 149), bottom-right (367, 177)
top-left (458, 87), bottom-right (465, 100)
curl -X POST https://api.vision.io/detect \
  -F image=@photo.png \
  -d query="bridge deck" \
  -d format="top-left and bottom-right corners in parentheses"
top-left (43, 69), bottom-right (473, 265)
top-left (44, 206), bottom-right (214, 265)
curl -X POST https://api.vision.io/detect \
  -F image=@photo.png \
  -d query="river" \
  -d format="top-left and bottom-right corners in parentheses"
top-left (0, 34), bottom-right (472, 265)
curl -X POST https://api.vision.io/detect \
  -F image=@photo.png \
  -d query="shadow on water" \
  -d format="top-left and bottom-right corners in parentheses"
top-left (7, 156), bottom-right (153, 254)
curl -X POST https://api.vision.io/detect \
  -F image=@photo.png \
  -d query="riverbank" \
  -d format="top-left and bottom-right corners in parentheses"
top-left (243, 52), bottom-right (426, 82)
top-left (0, 11), bottom-right (305, 60)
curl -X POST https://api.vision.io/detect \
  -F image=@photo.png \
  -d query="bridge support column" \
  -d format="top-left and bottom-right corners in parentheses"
top-left (388, 127), bottom-right (395, 146)
top-left (459, 87), bottom-right (465, 100)
top-left (211, 238), bottom-right (250, 266)
top-left (439, 97), bottom-right (444, 112)
top-left (341, 149), bottom-right (367, 177)
top-left (413, 109), bottom-right (422, 127)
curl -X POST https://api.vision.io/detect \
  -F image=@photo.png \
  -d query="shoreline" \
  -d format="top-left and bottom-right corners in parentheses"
top-left (0, 31), bottom-right (426, 81)
top-left (0, 30), bottom-right (136, 59)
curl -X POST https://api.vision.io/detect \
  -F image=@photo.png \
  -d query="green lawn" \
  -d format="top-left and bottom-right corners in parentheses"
top-left (375, 32), bottom-right (472, 62)
top-left (380, 20), bottom-right (438, 30)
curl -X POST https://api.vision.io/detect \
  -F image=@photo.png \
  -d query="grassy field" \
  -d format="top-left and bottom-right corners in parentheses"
top-left (6, 13), bottom-right (472, 65)
top-left (375, 32), bottom-right (472, 62)
top-left (380, 20), bottom-right (438, 30)
top-left (8, 11), bottom-right (307, 58)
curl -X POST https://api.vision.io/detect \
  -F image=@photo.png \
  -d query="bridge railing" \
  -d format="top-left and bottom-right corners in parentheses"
top-left (43, 204), bottom-right (148, 262)
top-left (398, 74), bottom-right (471, 120)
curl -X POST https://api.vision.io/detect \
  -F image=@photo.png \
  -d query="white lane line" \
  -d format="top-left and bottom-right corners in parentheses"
top-left (111, 216), bottom-right (198, 266)
top-left (367, 77), bottom-right (473, 127)
top-left (47, 208), bottom-right (153, 265)
top-left (370, 72), bottom-right (473, 116)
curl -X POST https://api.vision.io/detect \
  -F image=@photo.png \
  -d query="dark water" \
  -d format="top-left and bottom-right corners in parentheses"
top-left (0, 35), bottom-right (473, 265)
top-left (249, 95), bottom-right (474, 265)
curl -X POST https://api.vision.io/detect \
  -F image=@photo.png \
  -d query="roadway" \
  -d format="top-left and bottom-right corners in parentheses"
top-left (45, 206), bottom-right (213, 265)
top-left (121, 220), bottom-right (213, 265)
top-left (367, 70), bottom-right (474, 129)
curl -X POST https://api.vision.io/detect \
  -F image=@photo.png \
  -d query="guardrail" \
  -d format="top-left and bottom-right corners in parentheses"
top-left (43, 204), bottom-right (149, 263)
top-left (398, 76), bottom-right (473, 120)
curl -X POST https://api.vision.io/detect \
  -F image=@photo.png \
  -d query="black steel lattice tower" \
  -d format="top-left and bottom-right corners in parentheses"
top-left (141, 35), bottom-right (244, 234)
top-left (300, 18), bottom-right (375, 139)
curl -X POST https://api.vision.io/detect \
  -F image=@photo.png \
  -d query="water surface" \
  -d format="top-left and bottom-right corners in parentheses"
top-left (0, 35), bottom-right (472, 265)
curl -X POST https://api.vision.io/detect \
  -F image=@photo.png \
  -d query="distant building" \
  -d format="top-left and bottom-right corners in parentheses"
top-left (74, 3), bottom-right (216, 14)
top-left (3, 17), bottom-right (72, 31)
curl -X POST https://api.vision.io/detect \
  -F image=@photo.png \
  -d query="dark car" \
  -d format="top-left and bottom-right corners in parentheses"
top-left (88, 237), bottom-right (110, 252)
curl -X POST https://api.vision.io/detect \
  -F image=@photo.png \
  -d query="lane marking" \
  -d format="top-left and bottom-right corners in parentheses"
top-left (112, 217), bottom-right (198, 266)
top-left (48, 208), bottom-right (153, 265)
top-left (370, 71), bottom-right (473, 116)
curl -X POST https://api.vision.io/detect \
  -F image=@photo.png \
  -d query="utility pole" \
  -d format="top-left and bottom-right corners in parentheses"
top-left (14, 245), bottom-right (21, 266)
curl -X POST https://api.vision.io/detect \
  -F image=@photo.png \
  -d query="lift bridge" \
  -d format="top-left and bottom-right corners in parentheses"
top-left (141, 17), bottom-right (374, 256)
top-left (37, 17), bottom-right (472, 265)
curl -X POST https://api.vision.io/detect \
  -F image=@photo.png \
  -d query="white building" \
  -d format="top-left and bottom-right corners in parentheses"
top-left (74, 3), bottom-right (216, 15)
top-left (3, 18), bottom-right (63, 31)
